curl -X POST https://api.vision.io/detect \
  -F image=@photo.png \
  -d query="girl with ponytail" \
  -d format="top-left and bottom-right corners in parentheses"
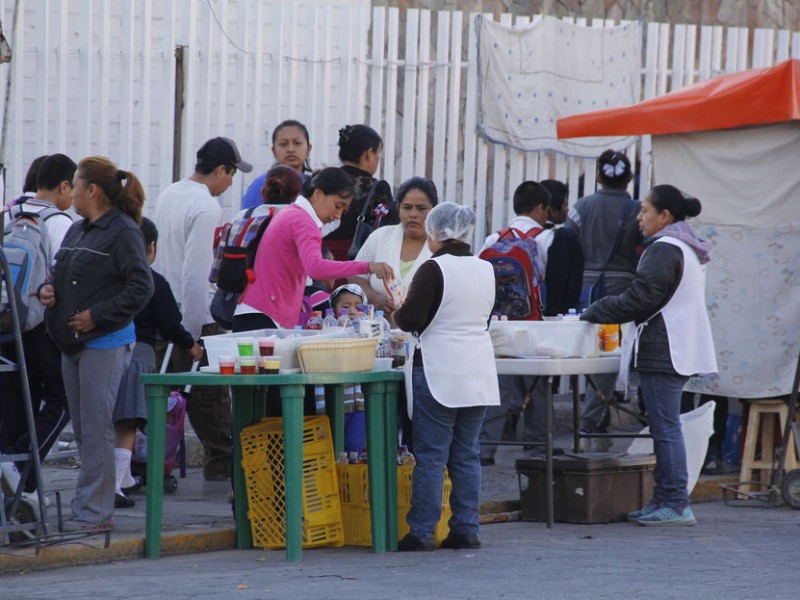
top-left (39, 155), bottom-right (153, 532)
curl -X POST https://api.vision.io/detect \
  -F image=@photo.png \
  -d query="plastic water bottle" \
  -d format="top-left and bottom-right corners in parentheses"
top-left (322, 308), bottom-right (338, 329)
top-left (337, 309), bottom-right (353, 330)
top-left (375, 310), bottom-right (392, 357)
top-left (398, 445), bottom-right (415, 466)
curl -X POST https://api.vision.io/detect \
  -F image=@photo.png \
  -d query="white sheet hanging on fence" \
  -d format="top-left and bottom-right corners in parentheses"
top-left (475, 16), bottom-right (642, 156)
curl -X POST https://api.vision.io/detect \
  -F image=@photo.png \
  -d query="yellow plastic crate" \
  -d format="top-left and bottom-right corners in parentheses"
top-left (336, 463), bottom-right (451, 547)
top-left (298, 338), bottom-right (377, 373)
top-left (240, 416), bottom-right (344, 549)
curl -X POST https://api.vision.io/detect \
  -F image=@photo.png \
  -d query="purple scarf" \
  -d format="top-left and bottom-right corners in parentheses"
top-left (653, 221), bottom-right (711, 264)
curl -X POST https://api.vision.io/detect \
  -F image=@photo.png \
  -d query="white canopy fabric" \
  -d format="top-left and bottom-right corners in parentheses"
top-left (653, 123), bottom-right (800, 397)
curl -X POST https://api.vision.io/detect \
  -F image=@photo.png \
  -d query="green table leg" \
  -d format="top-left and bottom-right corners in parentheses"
top-left (144, 384), bottom-right (168, 559)
top-left (280, 384), bottom-right (306, 562)
top-left (363, 381), bottom-right (387, 553)
top-left (231, 386), bottom-right (258, 549)
top-left (384, 381), bottom-right (399, 551)
top-left (324, 384), bottom-right (345, 457)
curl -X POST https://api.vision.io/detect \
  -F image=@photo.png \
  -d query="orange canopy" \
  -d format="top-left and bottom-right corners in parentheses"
top-left (557, 58), bottom-right (800, 138)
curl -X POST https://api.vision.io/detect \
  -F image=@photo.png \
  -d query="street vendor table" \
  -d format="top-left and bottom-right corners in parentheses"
top-left (495, 356), bottom-right (620, 528)
top-left (141, 370), bottom-right (404, 561)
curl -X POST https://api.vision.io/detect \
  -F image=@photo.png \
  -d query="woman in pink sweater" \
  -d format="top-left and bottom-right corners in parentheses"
top-left (236, 167), bottom-right (393, 330)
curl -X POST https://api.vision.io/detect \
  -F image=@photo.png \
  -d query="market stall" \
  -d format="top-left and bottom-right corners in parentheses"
top-left (557, 58), bottom-right (800, 398)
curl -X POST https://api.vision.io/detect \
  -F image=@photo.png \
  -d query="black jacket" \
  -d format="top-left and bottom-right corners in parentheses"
top-left (46, 208), bottom-right (154, 356)
top-left (134, 269), bottom-right (195, 350)
top-left (323, 165), bottom-right (398, 240)
top-left (581, 239), bottom-right (684, 374)
top-left (544, 227), bottom-right (584, 316)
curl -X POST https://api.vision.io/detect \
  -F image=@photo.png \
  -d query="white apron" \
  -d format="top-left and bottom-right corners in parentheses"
top-left (618, 236), bottom-right (718, 391)
top-left (403, 254), bottom-right (500, 417)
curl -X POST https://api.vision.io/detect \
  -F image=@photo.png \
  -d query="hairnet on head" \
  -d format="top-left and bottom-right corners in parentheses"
top-left (424, 202), bottom-right (476, 243)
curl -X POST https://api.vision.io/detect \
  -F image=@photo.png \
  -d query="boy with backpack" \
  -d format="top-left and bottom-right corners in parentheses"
top-left (478, 181), bottom-right (581, 464)
top-left (0, 154), bottom-right (76, 494)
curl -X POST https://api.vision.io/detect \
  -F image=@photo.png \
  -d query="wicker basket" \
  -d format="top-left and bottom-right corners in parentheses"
top-left (298, 338), bottom-right (377, 373)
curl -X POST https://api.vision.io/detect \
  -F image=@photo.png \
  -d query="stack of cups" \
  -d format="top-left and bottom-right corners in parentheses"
top-left (237, 337), bottom-right (257, 375)
top-left (257, 336), bottom-right (280, 374)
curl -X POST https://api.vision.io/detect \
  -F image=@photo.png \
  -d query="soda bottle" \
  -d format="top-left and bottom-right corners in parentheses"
top-left (358, 448), bottom-right (368, 464)
top-left (322, 308), bottom-right (338, 329)
top-left (305, 311), bottom-right (323, 330)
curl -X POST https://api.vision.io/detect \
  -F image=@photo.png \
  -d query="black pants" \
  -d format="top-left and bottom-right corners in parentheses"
top-left (157, 323), bottom-right (233, 479)
top-left (0, 322), bottom-right (70, 491)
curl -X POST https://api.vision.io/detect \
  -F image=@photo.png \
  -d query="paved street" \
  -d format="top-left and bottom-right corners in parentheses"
top-left (3, 501), bottom-right (798, 600)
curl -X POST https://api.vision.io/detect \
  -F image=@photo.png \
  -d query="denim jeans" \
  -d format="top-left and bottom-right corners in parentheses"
top-left (639, 371), bottom-right (689, 509)
top-left (407, 367), bottom-right (488, 539)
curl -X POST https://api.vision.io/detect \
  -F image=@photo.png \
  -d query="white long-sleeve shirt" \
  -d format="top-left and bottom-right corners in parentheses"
top-left (153, 178), bottom-right (221, 340)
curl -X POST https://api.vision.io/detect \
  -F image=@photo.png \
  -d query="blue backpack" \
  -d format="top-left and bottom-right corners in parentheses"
top-left (2, 200), bottom-right (69, 331)
top-left (479, 226), bottom-right (546, 321)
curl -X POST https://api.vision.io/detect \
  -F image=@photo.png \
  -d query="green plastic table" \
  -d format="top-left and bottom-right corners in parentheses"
top-left (141, 370), bottom-right (403, 561)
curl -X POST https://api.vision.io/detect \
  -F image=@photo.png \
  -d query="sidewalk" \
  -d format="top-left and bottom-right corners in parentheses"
top-left (0, 442), bottom-right (738, 575)
top-left (0, 393), bottom-right (740, 573)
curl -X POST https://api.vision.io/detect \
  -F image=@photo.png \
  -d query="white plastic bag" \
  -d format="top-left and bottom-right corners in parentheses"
top-left (627, 401), bottom-right (716, 493)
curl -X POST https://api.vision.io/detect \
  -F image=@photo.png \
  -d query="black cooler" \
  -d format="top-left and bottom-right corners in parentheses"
top-left (515, 453), bottom-right (656, 524)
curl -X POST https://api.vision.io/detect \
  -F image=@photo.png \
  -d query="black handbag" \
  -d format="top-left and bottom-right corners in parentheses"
top-left (347, 181), bottom-right (379, 260)
top-left (587, 201), bottom-right (636, 304)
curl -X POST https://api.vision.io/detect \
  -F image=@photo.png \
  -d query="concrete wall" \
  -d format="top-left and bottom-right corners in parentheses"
top-left (376, 1), bottom-right (800, 30)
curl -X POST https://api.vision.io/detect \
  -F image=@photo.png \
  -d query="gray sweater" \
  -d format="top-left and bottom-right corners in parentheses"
top-left (566, 189), bottom-right (641, 291)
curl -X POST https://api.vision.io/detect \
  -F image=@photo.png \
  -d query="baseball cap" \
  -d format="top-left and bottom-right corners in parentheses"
top-left (330, 283), bottom-right (368, 306)
top-left (196, 137), bottom-right (253, 173)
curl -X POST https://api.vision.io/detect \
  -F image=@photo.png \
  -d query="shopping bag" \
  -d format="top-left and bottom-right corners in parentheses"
top-left (627, 401), bottom-right (716, 493)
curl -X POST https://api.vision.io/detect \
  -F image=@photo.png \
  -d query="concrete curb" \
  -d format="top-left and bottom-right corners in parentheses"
top-left (0, 529), bottom-right (235, 575)
top-left (0, 475), bottom-right (741, 574)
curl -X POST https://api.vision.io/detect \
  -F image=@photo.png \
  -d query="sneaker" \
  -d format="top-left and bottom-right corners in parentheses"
top-left (61, 518), bottom-right (114, 533)
top-left (627, 501), bottom-right (659, 521)
top-left (439, 531), bottom-right (481, 550)
top-left (636, 506), bottom-right (696, 527)
top-left (398, 533), bottom-right (435, 551)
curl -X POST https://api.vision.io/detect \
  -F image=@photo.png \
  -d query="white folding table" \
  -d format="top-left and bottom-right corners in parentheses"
top-left (495, 356), bottom-right (621, 527)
